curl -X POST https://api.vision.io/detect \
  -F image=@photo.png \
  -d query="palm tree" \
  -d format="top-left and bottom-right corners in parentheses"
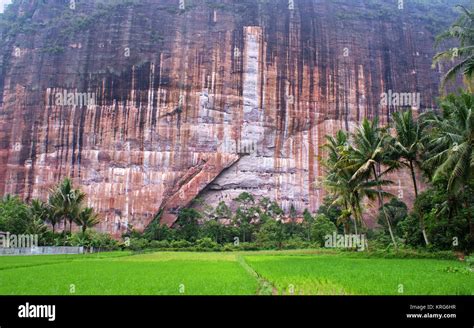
top-left (75, 207), bottom-right (100, 233)
top-left (29, 199), bottom-right (47, 222)
top-left (346, 118), bottom-right (398, 249)
top-left (322, 131), bottom-right (357, 233)
top-left (433, 5), bottom-right (474, 92)
top-left (324, 167), bottom-right (392, 235)
top-left (322, 130), bottom-right (392, 235)
top-left (422, 92), bottom-right (474, 192)
top-left (45, 204), bottom-right (62, 234)
top-left (49, 178), bottom-right (86, 233)
top-left (421, 91), bottom-right (474, 240)
top-left (323, 130), bottom-right (350, 168)
top-left (390, 110), bottom-right (429, 245)
top-left (26, 199), bottom-right (48, 236)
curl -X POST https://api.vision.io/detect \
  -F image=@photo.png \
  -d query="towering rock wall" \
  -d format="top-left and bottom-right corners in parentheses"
top-left (0, 0), bottom-right (465, 232)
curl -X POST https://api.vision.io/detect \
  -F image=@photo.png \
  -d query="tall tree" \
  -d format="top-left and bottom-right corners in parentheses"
top-left (27, 199), bottom-right (49, 237)
top-left (433, 5), bottom-right (474, 92)
top-left (322, 130), bottom-right (391, 235)
top-left (49, 178), bottom-right (86, 233)
top-left (175, 208), bottom-right (201, 241)
top-left (44, 199), bottom-right (62, 234)
top-left (75, 207), bottom-right (100, 233)
top-left (233, 192), bottom-right (257, 243)
top-left (390, 110), bottom-right (429, 245)
top-left (346, 118), bottom-right (398, 248)
top-left (422, 91), bottom-right (474, 240)
top-left (322, 131), bottom-right (358, 233)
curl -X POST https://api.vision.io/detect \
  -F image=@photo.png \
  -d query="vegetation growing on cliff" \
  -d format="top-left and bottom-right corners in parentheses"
top-left (333, 0), bottom-right (469, 34)
top-left (434, 4), bottom-right (474, 91)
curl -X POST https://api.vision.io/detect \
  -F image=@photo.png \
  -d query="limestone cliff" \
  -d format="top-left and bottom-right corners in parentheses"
top-left (0, 0), bottom-right (467, 232)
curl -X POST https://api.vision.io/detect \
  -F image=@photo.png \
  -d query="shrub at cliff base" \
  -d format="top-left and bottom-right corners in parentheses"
top-left (66, 231), bottom-right (120, 251)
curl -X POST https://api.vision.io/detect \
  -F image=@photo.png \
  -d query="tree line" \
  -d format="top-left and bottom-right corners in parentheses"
top-left (0, 178), bottom-right (117, 249)
top-left (321, 91), bottom-right (473, 252)
top-left (320, 4), bottom-right (474, 252)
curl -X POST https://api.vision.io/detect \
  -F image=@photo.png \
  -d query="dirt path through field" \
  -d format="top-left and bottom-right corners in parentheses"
top-left (236, 255), bottom-right (279, 295)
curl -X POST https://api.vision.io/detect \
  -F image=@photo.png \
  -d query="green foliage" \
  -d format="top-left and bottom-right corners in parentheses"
top-left (376, 198), bottom-right (408, 236)
top-left (195, 238), bottom-right (220, 251)
top-left (148, 240), bottom-right (170, 249)
top-left (128, 238), bottom-right (150, 251)
top-left (466, 255), bottom-right (474, 268)
top-left (199, 219), bottom-right (225, 243)
top-left (74, 207), bottom-right (100, 233)
top-left (425, 209), bottom-right (470, 251)
top-left (311, 214), bottom-right (338, 247)
top-left (39, 45), bottom-right (65, 54)
top-left (48, 178), bottom-right (87, 233)
top-left (232, 192), bottom-right (260, 243)
top-left (255, 219), bottom-right (285, 249)
top-left (317, 196), bottom-right (343, 231)
top-left (422, 91), bottom-right (474, 194)
top-left (0, 195), bottom-right (29, 234)
top-left (318, 90), bottom-right (474, 253)
top-left (0, 179), bottom-right (103, 248)
top-left (398, 215), bottom-right (425, 247)
top-left (67, 231), bottom-right (119, 250)
top-left (214, 201), bottom-right (232, 219)
top-left (234, 192), bottom-right (255, 205)
top-left (407, 185), bottom-right (473, 251)
top-left (322, 118), bottom-right (397, 245)
top-left (433, 4), bottom-right (474, 90)
top-left (170, 240), bottom-right (193, 249)
top-left (144, 220), bottom-right (176, 241)
top-left (175, 208), bottom-right (201, 242)
top-left (389, 109), bottom-right (430, 245)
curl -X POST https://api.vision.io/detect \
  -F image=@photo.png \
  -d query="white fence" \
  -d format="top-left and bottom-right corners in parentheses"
top-left (0, 246), bottom-right (84, 256)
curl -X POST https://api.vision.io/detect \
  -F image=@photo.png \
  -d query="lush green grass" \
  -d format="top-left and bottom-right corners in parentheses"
top-left (0, 251), bottom-right (471, 295)
top-left (0, 254), bottom-right (75, 270)
top-left (0, 252), bottom-right (257, 295)
top-left (244, 253), bottom-right (474, 295)
top-left (0, 251), bottom-right (132, 270)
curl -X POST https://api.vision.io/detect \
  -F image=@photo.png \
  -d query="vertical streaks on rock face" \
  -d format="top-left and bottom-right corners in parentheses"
top-left (0, 0), bottom-right (462, 231)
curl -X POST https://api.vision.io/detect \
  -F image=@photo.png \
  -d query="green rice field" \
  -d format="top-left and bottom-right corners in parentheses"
top-left (0, 251), bottom-right (472, 295)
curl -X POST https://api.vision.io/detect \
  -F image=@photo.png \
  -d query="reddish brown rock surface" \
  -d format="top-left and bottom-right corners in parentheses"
top-left (0, 0), bottom-right (465, 232)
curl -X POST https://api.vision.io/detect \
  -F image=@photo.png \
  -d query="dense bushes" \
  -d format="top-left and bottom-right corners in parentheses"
top-left (0, 179), bottom-right (107, 250)
top-left (129, 184), bottom-right (473, 254)
top-left (410, 185), bottom-right (473, 251)
top-left (0, 196), bottom-right (31, 235)
top-left (126, 237), bottom-right (318, 253)
top-left (371, 185), bottom-right (474, 252)
top-left (135, 193), bottom-right (335, 252)
top-left (66, 231), bottom-right (120, 250)
top-left (311, 215), bottom-right (338, 246)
